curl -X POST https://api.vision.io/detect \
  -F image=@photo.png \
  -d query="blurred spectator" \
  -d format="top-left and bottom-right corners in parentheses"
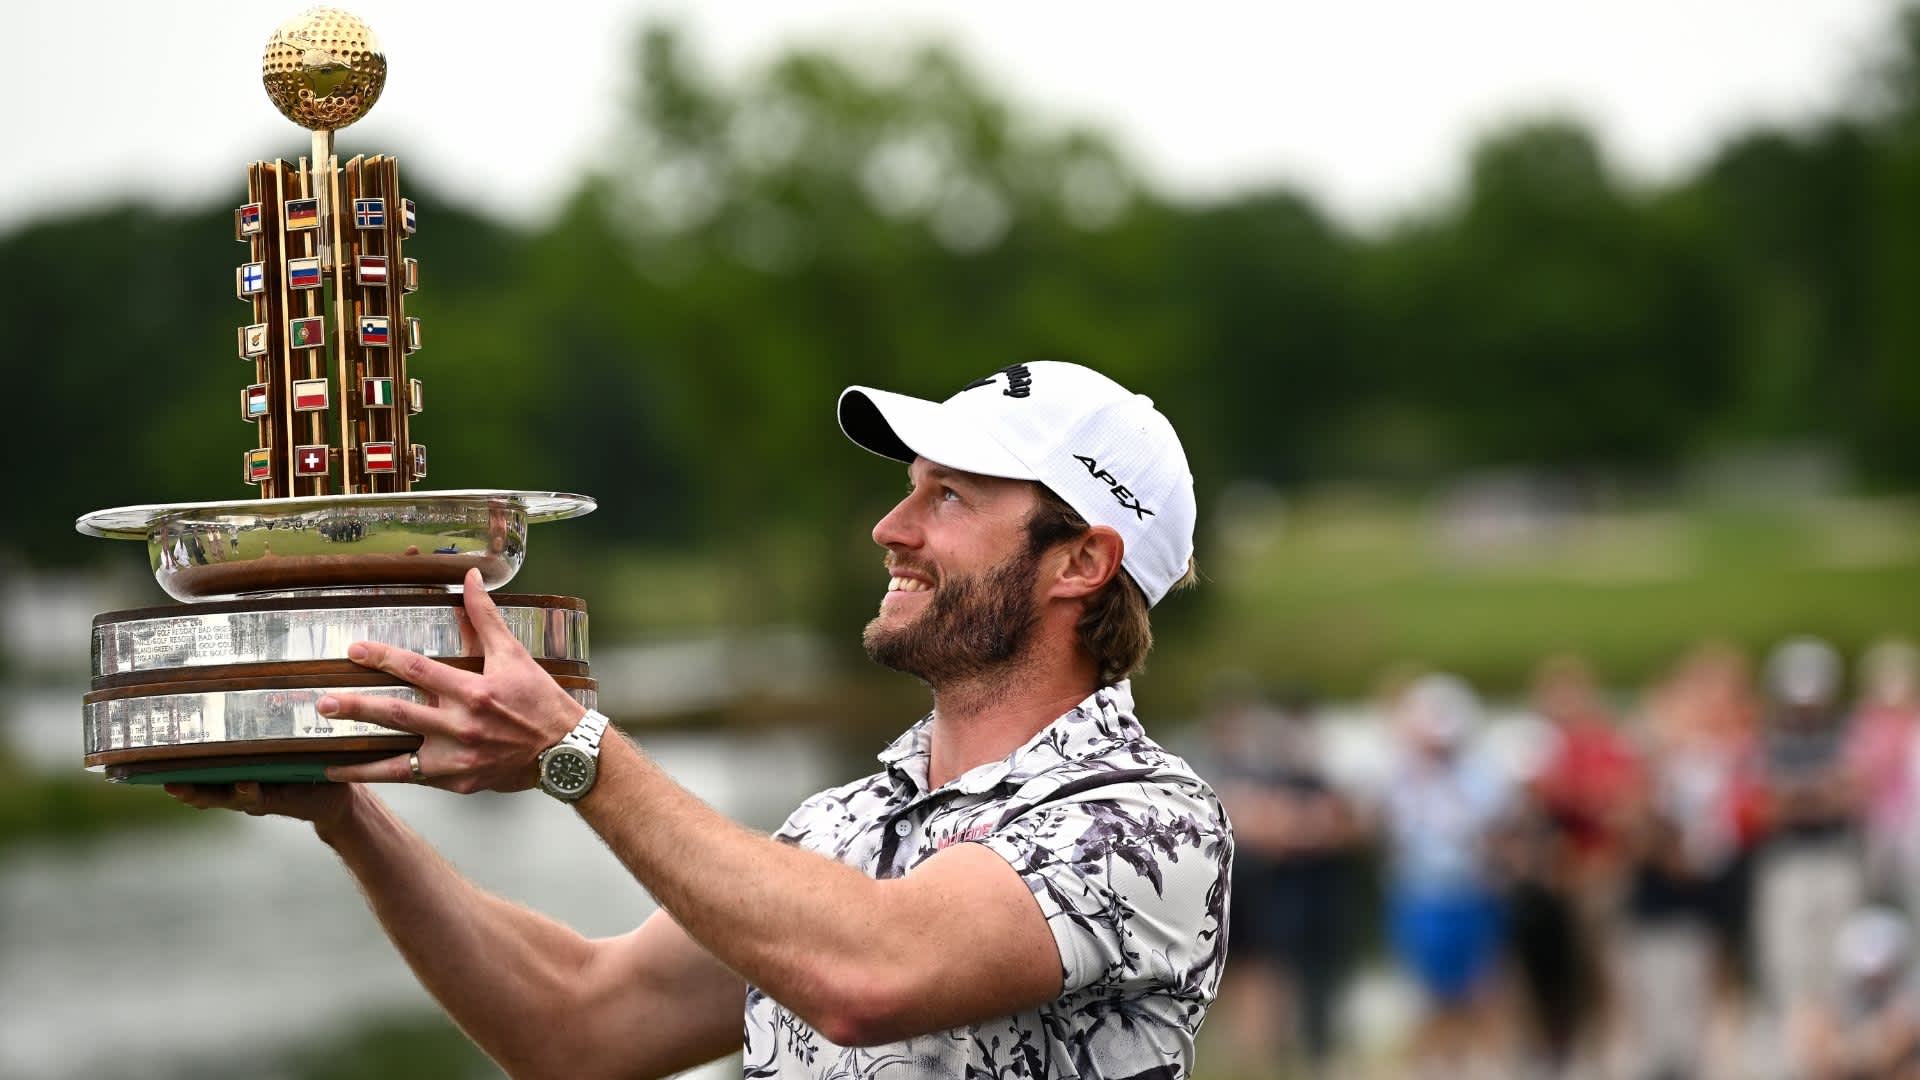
top-left (1205, 681), bottom-right (1357, 1078)
top-left (1799, 906), bottom-right (1920, 1080)
top-left (1189, 639), bottom-right (1920, 1076)
top-left (1756, 637), bottom-right (1865, 1051)
top-left (1528, 655), bottom-right (1643, 894)
top-left (1510, 654), bottom-right (1641, 1073)
top-left (1502, 801), bottom-right (1587, 1077)
top-left (1846, 639), bottom-right (1920, 916)
top-left (1620, 643), bottom-right (1769, 1080)
top-left (1377, 673), bottom-right (1514, 1077)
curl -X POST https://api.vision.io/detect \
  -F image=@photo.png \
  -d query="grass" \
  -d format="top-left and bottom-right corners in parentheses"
top-left (1153, 493), bottom-right (1920, 701)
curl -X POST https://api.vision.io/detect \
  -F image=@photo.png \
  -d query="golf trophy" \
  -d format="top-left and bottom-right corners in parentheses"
top-left (75, 8), bottom-right (597, 784)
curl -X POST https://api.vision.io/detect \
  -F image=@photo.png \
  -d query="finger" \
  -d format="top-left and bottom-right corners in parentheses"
top-left (461, 567), bottom-right (523, 656)
top-left (326, 751), bottom-right (418, 785)
top-left (344, 640), bottom-right (480, 699)
top-left (232, 780), bottom-right (270, 815)
top-left (163, 782), bottom-right (205, 805)
top-left (456, 603), bottom-right (480, 655)
top-left (317, 690), bottom-right (460, 738)
top-left (163, 782), bottom-right (241, 810)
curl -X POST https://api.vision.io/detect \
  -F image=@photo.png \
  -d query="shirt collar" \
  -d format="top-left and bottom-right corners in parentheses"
top-left (877, 712), bottom-right (935, 792)
top-left (876, 680), bottom-right (1141, 796)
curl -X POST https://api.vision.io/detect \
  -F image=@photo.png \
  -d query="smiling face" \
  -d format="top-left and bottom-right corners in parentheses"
top-left (861, 458), bottom-right (1050, 686)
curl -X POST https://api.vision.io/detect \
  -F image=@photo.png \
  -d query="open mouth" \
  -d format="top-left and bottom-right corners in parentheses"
top-left (886, 575), bottom-right (932, 594)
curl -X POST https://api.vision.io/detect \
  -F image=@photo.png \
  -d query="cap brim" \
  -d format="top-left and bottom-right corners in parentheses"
top-left (838, 386), bottom-right (1036, 480)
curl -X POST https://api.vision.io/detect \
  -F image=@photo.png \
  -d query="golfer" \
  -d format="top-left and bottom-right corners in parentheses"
top-left (169, 361), bottom-right (1232, 1080)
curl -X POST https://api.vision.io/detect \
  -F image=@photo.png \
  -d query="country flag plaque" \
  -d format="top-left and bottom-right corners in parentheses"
top-left (363, 440), bottom-right (397, 473)
top-left (238, 322), bottom-right (268, 357)
top-left (288, 256), bottom-right (323, 290)
top-left (293, 378), bottom-right (330, 411)
top-left (75, 8), bottom-right (597, 786)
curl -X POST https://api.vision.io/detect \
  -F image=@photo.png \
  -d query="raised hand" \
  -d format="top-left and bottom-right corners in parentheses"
top-left (319, 567), bottom-right (587, 793)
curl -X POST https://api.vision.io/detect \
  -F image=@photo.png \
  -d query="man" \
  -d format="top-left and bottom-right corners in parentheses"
top-left (1206, 683), bottom-right (1355, 1076)
top-left (1756, 636), bottom-right (1864, 1058)
top-left (168, 360), bottom-right (1232, 1080)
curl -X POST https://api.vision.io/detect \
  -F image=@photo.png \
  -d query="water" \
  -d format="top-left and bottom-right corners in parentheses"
top-left (0, 719), bottom-right (842, 1079)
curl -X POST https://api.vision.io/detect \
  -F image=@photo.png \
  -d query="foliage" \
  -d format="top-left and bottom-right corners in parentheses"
top-left (0, 743), bottom-right (213, 851)
top-left (14, 12), bottom-right (1920, 634)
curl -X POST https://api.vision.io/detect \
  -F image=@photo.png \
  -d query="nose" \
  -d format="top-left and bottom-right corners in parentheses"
top-left (872, 492), bottom-right (923, 551)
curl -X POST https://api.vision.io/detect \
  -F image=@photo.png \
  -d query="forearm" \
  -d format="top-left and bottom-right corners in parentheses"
top-left (318, 787), bottom-right (598, 1076)
top-left (576, 735), bottom-right (907, 1033)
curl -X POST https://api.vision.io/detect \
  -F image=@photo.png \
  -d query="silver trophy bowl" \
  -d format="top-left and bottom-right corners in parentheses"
top-left (76, 489), bottom-right (595, 601)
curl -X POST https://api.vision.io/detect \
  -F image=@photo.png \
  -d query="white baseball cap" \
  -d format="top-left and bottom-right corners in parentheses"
top-left (1767, 635), bottom-right (1842, 708)
top-left (838, 361), bottom-right (1197, 606)
top-left (1401, 673), bottom-right (1481, 748)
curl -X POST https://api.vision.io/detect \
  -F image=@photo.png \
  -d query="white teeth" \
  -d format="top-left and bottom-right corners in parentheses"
top-left (888, 576), bottom-right (930, 593)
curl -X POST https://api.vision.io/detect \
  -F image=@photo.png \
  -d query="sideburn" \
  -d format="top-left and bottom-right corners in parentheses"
top-left (862, 546), bottom-right (1045, 686)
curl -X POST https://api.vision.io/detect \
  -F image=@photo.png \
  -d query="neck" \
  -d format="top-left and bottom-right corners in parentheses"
top-left (923, 640), bottom-right (1099, 789)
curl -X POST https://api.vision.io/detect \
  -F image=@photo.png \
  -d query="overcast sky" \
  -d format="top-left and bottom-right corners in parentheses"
top-left (4, 0), bottom-right (1903, 232)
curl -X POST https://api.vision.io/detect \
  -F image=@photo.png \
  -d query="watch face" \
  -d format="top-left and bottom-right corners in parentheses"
top-left (542, 745), bottom-right (596, 798)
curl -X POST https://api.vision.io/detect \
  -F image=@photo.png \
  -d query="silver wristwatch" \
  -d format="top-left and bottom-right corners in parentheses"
top-left (537, 708), bottom-right (611, 802)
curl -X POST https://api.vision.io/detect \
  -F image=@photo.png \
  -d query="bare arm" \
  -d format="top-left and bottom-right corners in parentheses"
top-left (576, 733), bottom-right (1062, 1047)
top-left (320, 572), bottom-right (1065, 1048)
top-left (169, 782), bottom-right (743, 1080)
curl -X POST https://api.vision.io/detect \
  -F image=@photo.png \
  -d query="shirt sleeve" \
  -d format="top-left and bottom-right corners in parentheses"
top-left (770, 777), bottom-right (869, 850)
top-left (975, 778), bottom-right (1234, 997)
top-left (771, 792), bottom-right (829, 846)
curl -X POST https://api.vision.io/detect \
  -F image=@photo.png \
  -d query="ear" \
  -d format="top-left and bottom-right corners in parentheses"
top-left (1048, 526), bottom-right (1124, 601)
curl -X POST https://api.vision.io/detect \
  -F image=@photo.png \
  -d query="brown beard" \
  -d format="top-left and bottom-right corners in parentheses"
top-left (862, 545), bottom-right (1044, 686)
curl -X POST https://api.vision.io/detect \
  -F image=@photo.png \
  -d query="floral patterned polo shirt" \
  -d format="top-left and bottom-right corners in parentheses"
top-left (743, 680), bottom-right (1234, 1080)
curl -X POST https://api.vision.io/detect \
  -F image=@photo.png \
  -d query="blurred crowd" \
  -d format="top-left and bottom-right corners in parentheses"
top-left (1202, 638), bottom-right (1920, 1080)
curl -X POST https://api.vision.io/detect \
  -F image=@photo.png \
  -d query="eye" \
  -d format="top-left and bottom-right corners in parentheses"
top-left (940, 486), bottom-right (961, 503)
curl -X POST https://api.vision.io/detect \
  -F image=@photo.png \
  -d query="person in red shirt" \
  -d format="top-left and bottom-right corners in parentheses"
top-left (1531, 655), bottom-right (1643, 889)
top-left (1512, 655), bottom-right (1642, 1069)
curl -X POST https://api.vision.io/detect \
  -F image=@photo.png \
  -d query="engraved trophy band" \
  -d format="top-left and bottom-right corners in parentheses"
top-left (84, 593), bottom-right (595, 783)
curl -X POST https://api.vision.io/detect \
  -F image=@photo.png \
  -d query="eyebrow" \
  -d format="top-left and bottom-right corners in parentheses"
top-left (909, 464), bottom-right (973, 487)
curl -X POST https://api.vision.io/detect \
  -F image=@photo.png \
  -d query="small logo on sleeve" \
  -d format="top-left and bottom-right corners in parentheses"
top-left (1075, 455), bottom-right (1154, 519)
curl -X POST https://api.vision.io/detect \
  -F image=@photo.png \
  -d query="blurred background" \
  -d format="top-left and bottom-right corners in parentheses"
top-left (9, 1), bottom-right (1920, 1076)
